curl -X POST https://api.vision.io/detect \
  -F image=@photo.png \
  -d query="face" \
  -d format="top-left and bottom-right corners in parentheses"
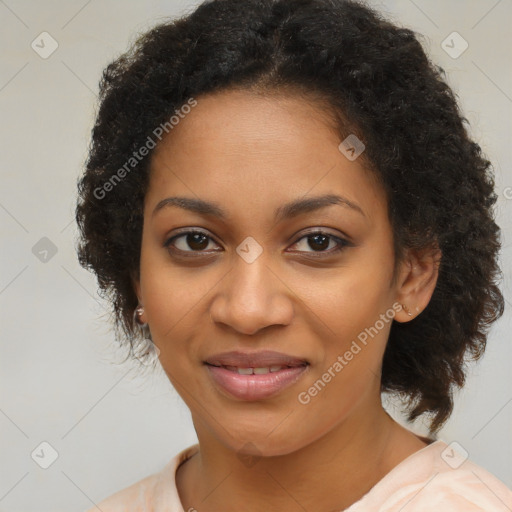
top-left (134, 89), bottom-right (408, 456)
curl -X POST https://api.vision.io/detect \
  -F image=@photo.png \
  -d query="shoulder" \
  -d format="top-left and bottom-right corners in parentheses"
top-left (84, 472), bottom-right (157, 512)
top-left (84, 444), bottom-right (199, 512)
top-left (384, 464), bottom-right (512, 511)
top-left (349, 440), bottom-right (512, 512)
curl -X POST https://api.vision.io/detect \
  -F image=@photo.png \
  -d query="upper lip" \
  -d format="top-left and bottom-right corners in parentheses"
top-left (204, 350), bottom-right (309, 368)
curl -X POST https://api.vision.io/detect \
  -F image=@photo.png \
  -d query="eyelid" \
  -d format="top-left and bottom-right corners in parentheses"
top-left (287, 229), bottom-right (351, 255)
top-left (164, 227), bottom-right (352, 256)
top-left (291, 227), bottom-right (353, 245)
top-left (164, 228), bottom-right (221, 252)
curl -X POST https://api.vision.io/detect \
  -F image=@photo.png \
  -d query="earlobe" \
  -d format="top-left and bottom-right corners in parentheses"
top-left (394, 244), bottom-right (442, 323)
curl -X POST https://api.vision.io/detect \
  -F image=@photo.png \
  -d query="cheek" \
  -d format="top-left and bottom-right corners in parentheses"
top-left (294, 258), bottom-right (393, 344)
top-left (139, 231), bottom-right (211, 321)
top-left (289, 247), bottom-right (395, 399)
top-left (294, 283), bottom-right (391, 430)
top-left (138, 248), bottom-right (213, 364)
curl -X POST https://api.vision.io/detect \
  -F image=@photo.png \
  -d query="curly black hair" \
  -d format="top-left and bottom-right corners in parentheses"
top-left (75, 0), bottom-right (504, 433)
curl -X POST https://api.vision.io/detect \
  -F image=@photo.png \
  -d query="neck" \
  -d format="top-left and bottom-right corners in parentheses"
top-left (176, 402), bottom-right (427, 512)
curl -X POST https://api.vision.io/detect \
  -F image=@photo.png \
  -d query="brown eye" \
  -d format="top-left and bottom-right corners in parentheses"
top-left (289, 231), bottom-right (351, 255)
top-left (306, 233), bottom-right (330, 251)
top-left (164, 230), bottom-right (219, 253)
top-left (164, 229), bottom-right (351, 258)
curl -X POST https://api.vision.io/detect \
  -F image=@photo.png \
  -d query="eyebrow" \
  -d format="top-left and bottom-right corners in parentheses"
top-left (152, 193), bottom-right (366, 221)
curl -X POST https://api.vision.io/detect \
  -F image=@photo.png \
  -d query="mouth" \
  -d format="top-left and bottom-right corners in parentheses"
top-left (203, 351), bottom-right (310, 401)
top-left (205, 363), bottom-right (307, 374)
top-left (203, 349), bottom-right (309, 369)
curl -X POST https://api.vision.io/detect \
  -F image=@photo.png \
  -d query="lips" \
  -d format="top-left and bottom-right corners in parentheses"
top-left (203, 350), bottom-right (309, 401)
top-left (203, 350), bottom-right (308, 369)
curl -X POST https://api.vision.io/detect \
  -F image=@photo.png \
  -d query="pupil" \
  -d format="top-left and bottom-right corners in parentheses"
top-left (309, 234), bottom-right (329, 251)
top-left (188, 233), bottom-right (208, 250)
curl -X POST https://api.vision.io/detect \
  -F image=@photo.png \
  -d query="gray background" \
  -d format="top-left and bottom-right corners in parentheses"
top-left (0, 0), bottom-right (511, 510)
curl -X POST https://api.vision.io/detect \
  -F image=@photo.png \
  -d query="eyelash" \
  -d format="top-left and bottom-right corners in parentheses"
top-left (164, 229), bottom-right (351, 258)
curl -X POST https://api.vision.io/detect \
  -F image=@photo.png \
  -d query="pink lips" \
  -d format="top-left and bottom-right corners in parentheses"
top-left (204, 349), bottom-right (308, 368)
top-left (204, 350), bottom-right (309, 401)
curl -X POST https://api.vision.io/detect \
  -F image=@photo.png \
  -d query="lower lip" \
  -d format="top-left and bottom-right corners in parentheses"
top-left (205, 364), bottom-right (309, 401)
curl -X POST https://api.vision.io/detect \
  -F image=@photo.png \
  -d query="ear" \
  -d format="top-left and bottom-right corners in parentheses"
top-left (130, 270), bottom-right (142, 304)
top-left (393, 243), bottom-right (442, 323)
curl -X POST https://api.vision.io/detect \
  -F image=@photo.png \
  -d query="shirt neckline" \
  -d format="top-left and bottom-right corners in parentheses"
top-left (169, 438), bottom-right (446, 511)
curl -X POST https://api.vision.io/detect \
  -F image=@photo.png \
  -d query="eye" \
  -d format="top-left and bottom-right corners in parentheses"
top-left (164, 229), bottom-right (351, 257)
top-left (164, 229), bottom-right (220, 254)
top-left (288, 230), bottom-right (351, 255)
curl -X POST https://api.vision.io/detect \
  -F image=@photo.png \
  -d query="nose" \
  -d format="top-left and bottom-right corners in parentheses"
top-left (209, 254), bottom-right (294, 336)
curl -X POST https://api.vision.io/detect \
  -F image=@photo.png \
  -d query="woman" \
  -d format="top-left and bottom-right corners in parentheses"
top-left (76, 0), bottom-right (511, 510)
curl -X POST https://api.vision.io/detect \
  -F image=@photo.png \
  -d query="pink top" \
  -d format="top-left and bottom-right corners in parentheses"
top-left (86, 440), bottom-right (512, 511)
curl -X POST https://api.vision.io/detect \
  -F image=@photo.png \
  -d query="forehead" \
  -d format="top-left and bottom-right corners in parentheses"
top-left (154, 89), bottom-right (341, 155)
top-left (147, 89), bottom-right (386, 224)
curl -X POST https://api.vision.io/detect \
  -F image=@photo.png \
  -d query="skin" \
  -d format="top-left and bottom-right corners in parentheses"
top-left (133, 89), bottom-right (441, 511)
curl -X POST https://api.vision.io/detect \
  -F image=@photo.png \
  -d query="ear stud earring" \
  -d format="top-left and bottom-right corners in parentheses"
top-left (132, 305), bottom-right (160, 365)
top-left (134, 305), bottom-right (145, 323)
top-left (402, 304), bottom-right (413, 317)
